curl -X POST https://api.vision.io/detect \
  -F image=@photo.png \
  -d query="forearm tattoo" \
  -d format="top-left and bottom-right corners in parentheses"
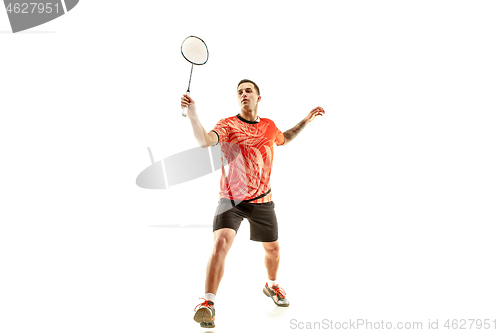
top-left (283, 119), bottom-right (307, 144)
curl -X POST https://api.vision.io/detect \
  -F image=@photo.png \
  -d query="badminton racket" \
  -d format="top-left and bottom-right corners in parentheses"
top-left (180, 36), bottom-right (209, 117)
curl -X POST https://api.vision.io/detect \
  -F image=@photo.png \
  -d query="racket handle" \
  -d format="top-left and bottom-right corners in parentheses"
top-left (182, 91), bottom-right (190, 117)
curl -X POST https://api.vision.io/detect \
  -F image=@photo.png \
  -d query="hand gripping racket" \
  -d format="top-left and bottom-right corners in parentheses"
top-left (180, 36), bottom-right (209, 117)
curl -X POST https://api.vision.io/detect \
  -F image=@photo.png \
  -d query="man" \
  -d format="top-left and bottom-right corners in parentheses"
top-left (180, 79), bottom-right (325, 328)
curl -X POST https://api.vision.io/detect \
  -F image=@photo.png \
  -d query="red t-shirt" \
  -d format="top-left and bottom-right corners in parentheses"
top-left (211, 114), bottom-right (285, 203)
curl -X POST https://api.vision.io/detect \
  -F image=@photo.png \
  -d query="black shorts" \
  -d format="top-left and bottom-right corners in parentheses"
top-left (213, 198), bottom-right (278, 242)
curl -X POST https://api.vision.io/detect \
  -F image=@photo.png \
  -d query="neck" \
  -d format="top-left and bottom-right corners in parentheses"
top-left (239, 108), bottom-right (258, 122)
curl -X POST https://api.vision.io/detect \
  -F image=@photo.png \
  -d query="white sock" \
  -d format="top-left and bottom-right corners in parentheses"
top-left (268, 279), bottom-right (277, 287)
top-left (204, 293), bottom-right (216, 302)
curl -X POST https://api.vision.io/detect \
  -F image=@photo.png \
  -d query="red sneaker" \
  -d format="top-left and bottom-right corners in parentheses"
top-left (193, 298), bottom-right (215, 328)
top-left (263, 283), bottom-right (290, 307)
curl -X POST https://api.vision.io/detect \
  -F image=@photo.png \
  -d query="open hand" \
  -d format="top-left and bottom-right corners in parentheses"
top-left (304, 107), bottom-right (325, 123)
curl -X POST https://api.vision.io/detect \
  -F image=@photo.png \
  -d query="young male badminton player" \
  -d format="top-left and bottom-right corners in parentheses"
top-left (180, 79), bottom-right (325, 328)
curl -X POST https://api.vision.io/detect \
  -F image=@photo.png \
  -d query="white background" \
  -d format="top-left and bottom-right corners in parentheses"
top-left (1, 1), bottom-right (499, 332)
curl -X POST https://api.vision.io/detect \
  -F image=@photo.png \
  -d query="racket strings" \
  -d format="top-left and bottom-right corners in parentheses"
top-left (182, 37), bottom-right (208, 65)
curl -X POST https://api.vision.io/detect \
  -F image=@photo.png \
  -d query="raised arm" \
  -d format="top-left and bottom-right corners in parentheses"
top-left (181, 94), bottom-right (218, 148)
top-left (283, 106), bottom-right (325, 145)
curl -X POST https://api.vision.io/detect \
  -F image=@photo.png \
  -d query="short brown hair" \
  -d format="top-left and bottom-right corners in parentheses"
top-left (237, 79), bottom-right (260, 96)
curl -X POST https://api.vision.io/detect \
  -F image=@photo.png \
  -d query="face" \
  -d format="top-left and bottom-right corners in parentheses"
top-left (237, 82), bottom-right (261, 111)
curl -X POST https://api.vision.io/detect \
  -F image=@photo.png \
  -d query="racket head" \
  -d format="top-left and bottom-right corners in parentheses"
top-left (181, 36), bottom-right (209, 65)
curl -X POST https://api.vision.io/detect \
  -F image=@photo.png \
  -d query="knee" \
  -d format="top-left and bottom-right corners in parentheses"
top-left (212, 237), bottom-right (231, 258)
top-left (265, 244), bottom-right (280, 260)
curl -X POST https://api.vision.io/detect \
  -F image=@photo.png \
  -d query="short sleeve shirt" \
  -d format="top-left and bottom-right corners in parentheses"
top-left (211, 114), bottom-right (285, 203)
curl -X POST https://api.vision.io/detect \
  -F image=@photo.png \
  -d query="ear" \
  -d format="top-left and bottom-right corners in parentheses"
top-left (257, 95), bottom-right (262, 102)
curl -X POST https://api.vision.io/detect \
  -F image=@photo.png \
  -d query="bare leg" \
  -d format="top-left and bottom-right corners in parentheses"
top-left (205, 228), bottom-right (236, 294)
top-left (263, 241), bottom-right (280, 281)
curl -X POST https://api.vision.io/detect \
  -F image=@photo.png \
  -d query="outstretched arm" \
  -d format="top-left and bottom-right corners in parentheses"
top-left (282, 106), bottom-right (325, 145)
top-left (181, 94), bottom-right (218, 148)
